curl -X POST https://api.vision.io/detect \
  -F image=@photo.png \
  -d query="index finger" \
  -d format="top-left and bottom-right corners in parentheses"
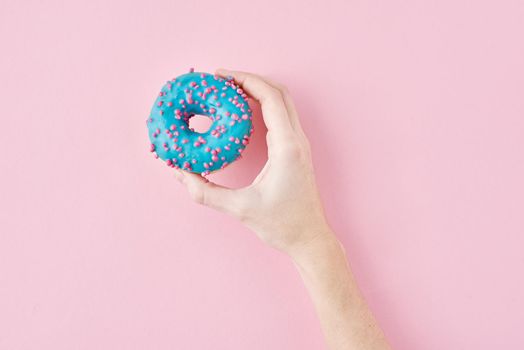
top-left (216, 69), bottom-right (294, 138)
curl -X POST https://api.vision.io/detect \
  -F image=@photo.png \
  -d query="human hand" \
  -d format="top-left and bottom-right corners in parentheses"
top-left (174, 71), bottom-right (391, 350)
top-left (174, 69), bottom-right (332, 255)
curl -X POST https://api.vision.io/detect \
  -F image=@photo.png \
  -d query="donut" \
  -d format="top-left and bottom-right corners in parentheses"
top-left (147, 69), bottom-right (253, 176)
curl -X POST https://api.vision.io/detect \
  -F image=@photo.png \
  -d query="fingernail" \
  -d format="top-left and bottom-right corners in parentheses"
top-left (215, 68), bottom-right (229, 77)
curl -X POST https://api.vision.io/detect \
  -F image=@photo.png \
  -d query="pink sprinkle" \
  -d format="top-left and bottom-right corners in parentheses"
top-left (189, 67), bottom-right (195, 73)
top-left (242, 114), bottom-right (249, 120)
top-left (170, 125), bottom-right (176, 130)
top-left (157, 101), bottom-right (163, 107)
top-left (167, 101), bottom-right (173, 107)
top-left (182, 139), bottom-right (189, 144)
top-left (193, 142), bottom-right (200, 147)
top-left (204, 163), bottom-right (209, 169)
top-left (166, 159), bottom-right (173, 166)
top-left (209, 108), bottom-right (216, 114)
top-left (178, 153), bottom-right (185, 158)
top-left (212, 155), bottom-right (218, 161)
top-left (205, 147), bottom-right (211, 152)
top-left (229, 136), bottom-right (235, 142)
top-left (150, 144), bottom-right (156, 152)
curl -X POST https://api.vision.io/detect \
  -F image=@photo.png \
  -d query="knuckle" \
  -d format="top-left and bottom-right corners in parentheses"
top-left (189, 187), bottom-right (205, 204)
top-left (279, 139), bottom-right (304, 160)
top-left (278, 84), bottom-right (290, 95)
top-left (266, 87), bottom-right (282, 100)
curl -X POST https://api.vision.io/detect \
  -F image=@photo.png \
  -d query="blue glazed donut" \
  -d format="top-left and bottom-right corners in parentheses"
top-left (147, 70), bottom-right (253, 175)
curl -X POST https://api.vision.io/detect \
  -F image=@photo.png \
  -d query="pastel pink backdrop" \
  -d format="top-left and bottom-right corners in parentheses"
top-left (1, 0), bottom-right (523, 349)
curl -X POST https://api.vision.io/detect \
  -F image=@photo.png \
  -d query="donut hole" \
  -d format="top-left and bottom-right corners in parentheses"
top-left (188, 114), bottom-right (213, 133)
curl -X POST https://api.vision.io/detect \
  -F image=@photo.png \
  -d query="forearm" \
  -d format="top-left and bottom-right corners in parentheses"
top-left (289, 229), bottom-right (391, 350)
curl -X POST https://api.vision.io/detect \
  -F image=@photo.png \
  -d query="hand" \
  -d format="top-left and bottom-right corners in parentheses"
top-left (174, 70), bottom-right (391, 350)
top-left (174, 69), bottom-right (331, 255)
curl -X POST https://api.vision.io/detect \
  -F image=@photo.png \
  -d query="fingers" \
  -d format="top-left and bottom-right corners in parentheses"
top-left (215, 69), bottom-right (294, 139)
top-left (174, 170), bottom-right (241, 214)
top-left (258, 77), bottom-right (304, 135)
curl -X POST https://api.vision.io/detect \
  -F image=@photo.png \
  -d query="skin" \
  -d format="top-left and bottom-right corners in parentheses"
top-left (174, 69), bottom-right (392, 350)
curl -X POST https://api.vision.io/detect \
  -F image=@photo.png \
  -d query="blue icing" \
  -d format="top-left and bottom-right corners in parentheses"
top-left (147, 72), bottom-right (253, 174)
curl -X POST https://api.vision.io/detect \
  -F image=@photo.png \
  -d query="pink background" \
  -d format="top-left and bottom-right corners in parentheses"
top-left (1, 0), bottom-right (523, 349)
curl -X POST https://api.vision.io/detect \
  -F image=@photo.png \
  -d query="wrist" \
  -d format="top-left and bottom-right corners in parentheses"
top-left (285, 226), bottom-right (343, 263)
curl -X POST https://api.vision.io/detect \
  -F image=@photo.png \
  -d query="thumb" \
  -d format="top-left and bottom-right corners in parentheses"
top-left (174, 169), bottom-right (240, 214)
